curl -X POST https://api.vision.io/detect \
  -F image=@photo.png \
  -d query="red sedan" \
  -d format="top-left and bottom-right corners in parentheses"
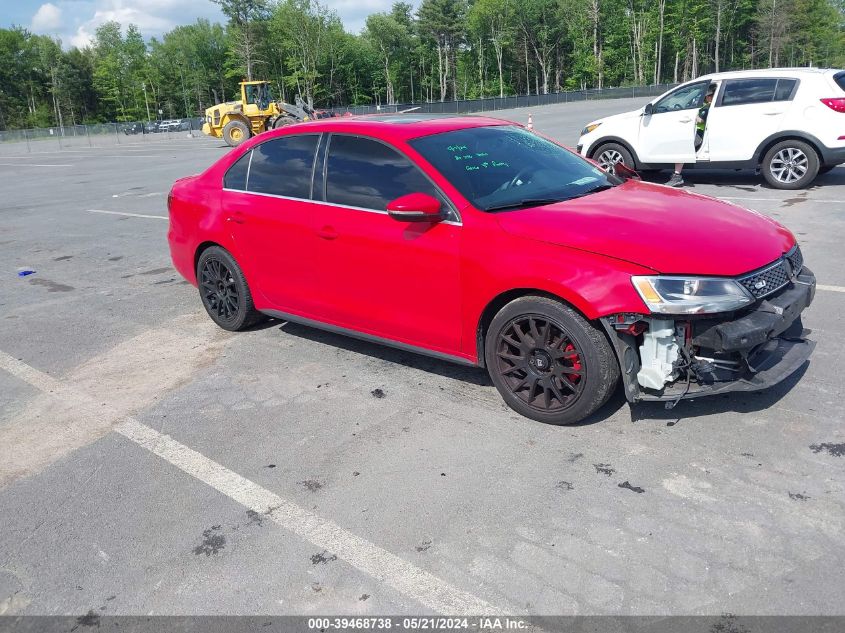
top-left (168, 115), bottom-right (816, 425)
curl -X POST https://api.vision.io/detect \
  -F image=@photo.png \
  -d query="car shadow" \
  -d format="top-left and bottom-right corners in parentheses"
top-left (261, 318), bottom-right (808, 429)
top-left (637, 166), bottom-right (845, 190)
top-left (271, 319), bottom-right (492, 387)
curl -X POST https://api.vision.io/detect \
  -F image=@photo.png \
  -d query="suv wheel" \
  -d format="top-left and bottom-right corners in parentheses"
top-left (197, 246), bottom-right (266, 331)
top-left (762, 140), bottom-right (819, 189)
top-left (484, 296), bottom-right (620, 425)
top-left (592, 143), bottom-right (635, 175)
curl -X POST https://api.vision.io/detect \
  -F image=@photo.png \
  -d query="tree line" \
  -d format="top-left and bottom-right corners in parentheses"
top-left (1, 0), bottom-right (843, 130)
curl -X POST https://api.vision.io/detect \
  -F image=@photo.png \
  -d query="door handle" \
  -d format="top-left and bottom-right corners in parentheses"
top-left (318, 226), bottom-right (338, 240)
top-left (763, 111), bottom-right (783, 116)
top-left (679, 118), bottom-right (692, 123)
top-left (226, 211), bottom-right (246, 224)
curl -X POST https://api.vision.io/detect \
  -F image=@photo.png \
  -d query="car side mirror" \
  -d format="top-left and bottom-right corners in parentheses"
top-left (387, 193), bottom-right (444, 223)
top-left (613, 162), bottom-right (641, 181)
top-left (643, 103), bottom-right (654, 116)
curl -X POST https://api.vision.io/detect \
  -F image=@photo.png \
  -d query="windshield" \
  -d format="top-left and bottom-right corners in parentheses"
top-left (409, 125), bottom-right (616, 211)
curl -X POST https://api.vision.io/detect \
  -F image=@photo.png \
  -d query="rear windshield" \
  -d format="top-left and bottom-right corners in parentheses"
top-left (409, 125), bottom-right (615, 211)
top-left (835, 71), bottom-right (845, 92)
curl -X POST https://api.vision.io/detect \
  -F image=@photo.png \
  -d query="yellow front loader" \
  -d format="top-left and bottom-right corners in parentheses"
top-left (202, 81), bottom-right (315, 147)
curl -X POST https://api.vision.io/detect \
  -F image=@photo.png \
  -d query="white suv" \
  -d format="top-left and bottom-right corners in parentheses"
top-left (577, 68), bottom-right (845, 189)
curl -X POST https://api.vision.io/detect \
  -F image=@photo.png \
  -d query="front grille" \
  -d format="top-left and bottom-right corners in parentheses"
top-left (737, 246), bottom-right (802, 300)
top-left (787, 245), bottom-right (803, 275)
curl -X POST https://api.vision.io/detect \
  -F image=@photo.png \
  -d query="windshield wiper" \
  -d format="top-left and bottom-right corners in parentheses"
top-left (484, 198), bottom-right (564, 212)
top-left (562, 183), bottom-right (614, 201)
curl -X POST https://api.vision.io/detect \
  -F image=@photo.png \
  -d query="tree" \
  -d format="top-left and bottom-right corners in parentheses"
top-left (212, 0), bottom-right (269, 80)
top-left (418, 0), bottom-right (465, 101)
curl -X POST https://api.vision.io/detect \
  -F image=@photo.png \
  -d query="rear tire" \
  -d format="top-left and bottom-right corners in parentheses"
top-left (484, 296), bottom-right (620, 425)
top-left (222, 120), bottom-right (250, 147)
top-left (591, 142), bottom-right (635, 175)
top-left (761, 140), bottom-right (819, 189)
top-left (196, 246), bottom-right (266, 331)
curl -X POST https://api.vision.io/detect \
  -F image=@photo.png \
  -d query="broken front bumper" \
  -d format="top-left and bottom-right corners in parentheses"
top-left (604, 267), bottom-right (817, 403)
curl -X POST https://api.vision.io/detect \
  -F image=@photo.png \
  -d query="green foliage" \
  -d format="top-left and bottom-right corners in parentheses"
top-left (0, 0), bottom-right (843, 129)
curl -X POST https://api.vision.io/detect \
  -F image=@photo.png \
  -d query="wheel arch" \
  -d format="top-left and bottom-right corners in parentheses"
top-left (587, 136), bottom-right (643, 169)
top-left (194, 240), bottom-right (225, 274)
top-left (754, 131), bottom-right (826, 167)
top-left (475, 288), bottom-right (595, 368)
top-left (222, 112), bottom-right (251, 128)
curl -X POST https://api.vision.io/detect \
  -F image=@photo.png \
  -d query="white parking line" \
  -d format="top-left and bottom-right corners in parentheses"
top-left (0, 350), bottom-right (508, 616)
top-left (818, 284), bottom-right (845, 293)
top-left (0, 162), bottom-right (71, 167)
top-left (718, 196), bottom-right (843, 204)
top-left (88, 209), bottom-right (167, 220)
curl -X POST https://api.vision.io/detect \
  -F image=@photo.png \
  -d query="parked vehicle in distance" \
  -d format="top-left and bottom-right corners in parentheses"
top-left (158, 119), bottom-right (182, 132)
top-left (168, 115), bottom-right (816, 425)
top-left (123, 122), bottom-right (144, 135)
top-left (578, 68), bottom-right (845, 189)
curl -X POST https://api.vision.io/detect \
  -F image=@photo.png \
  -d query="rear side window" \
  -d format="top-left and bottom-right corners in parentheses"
top-left (248, 134), bottom-right (319, 198)
top-left (774, 78), bottom-right (798, 101)
top-left (325, 135), bottom-right (439, 211)
top-left (834, 71), bottom-right (845, 92)
top-left (720, 78), bottom-right (798, 106)
top-left (224, 151), bottom-right (250, 190)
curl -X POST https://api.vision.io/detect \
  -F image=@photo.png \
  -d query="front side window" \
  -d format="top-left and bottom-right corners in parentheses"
top-left (653, 82), bottom-right (709, 113)
top-left (248, 134), bottom-right (319, 198)
top-left (409, 125), bottom-right (615, 212)
top-left (720, 78), bottom-right (778, 106)
top-left (325, 135), bottom-right (440, 211)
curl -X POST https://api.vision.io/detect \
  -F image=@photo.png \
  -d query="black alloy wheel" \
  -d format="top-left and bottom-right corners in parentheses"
top-left (196, 246), bottom-right (266, 331)
top-left (494, 315), bottom-right (586, 412)
top-left (201, 258), bottom-right (240, 322)
top-left (485, 296), bottom-right (619, 425)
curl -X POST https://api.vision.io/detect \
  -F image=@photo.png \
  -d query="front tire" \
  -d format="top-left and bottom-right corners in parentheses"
top-left (484, 296), bottom-right (620, 425)
top-left (761, 140), bottom-right (819, 189)
top-left (196, 246), bottom-right (266, 331)
top-left (222, 119), bottom-right (250, 147)
top-left (592, 142), bottom-right (635, 175)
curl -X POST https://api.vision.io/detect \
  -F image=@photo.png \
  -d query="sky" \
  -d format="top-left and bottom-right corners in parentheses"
top-left (4, 0), bottom-right (396, 48)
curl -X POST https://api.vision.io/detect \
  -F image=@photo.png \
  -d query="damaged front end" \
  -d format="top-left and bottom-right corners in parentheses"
top-left (602, 247), bottom-right (816, 407)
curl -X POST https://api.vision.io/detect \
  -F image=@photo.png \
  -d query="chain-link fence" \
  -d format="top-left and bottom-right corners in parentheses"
top-left (0, 84), bottom-right (676, 154)
top-left (0, 116), bottom-right (207, 154)
top-left (330, 83), bottom-right (677, 116)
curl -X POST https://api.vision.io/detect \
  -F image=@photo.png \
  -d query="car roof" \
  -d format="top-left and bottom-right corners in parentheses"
top-left (264, 114), bottom-right (516, 143)
top-left (691, 67), bottom-right (838, 82)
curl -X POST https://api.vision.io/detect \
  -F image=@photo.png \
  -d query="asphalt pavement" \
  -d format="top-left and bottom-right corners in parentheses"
top-left (0, 97), bottom-right (843, 619)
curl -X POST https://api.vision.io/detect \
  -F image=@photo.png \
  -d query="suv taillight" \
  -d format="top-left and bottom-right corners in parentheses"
top-left (821, 98), bottom-right (845, 113)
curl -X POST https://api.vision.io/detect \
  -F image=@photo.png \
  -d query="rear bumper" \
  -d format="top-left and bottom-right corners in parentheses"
top-left (820, 144), bottom-right (845, 166)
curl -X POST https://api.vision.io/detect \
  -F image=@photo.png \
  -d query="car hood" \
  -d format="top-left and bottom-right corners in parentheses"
top-left (584, 108), bottom-right (643, 130)
top-left (495, 180), bottom-right (795, 276)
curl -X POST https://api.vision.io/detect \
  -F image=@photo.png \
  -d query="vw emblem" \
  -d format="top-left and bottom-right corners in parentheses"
top-left (754, 279), bottom-right (767, 290)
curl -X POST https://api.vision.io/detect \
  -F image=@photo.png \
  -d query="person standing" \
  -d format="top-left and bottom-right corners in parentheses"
top-left (666, 84), bottom-right (716, 187)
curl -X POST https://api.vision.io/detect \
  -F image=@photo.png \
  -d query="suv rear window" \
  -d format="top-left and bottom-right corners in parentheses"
top-left (720, 78), bottom-right (797, 106)
top-left (834, 71), bottom-right (845, 92)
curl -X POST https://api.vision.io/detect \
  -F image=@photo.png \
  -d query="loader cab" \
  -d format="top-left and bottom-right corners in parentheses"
top-left (241, 81), bottom-right (274, 117)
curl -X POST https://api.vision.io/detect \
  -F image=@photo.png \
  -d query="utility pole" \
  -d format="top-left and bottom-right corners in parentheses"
top-left (141, 82), bottom-right (151, 121)
top-left (50, 66), bottom-right (64, 134)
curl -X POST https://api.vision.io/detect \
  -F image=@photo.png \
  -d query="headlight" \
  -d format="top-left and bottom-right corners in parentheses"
top-left (580, 122), bottom-right (602, 136)
top-left (631, 276), bottom-right (754, 314)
